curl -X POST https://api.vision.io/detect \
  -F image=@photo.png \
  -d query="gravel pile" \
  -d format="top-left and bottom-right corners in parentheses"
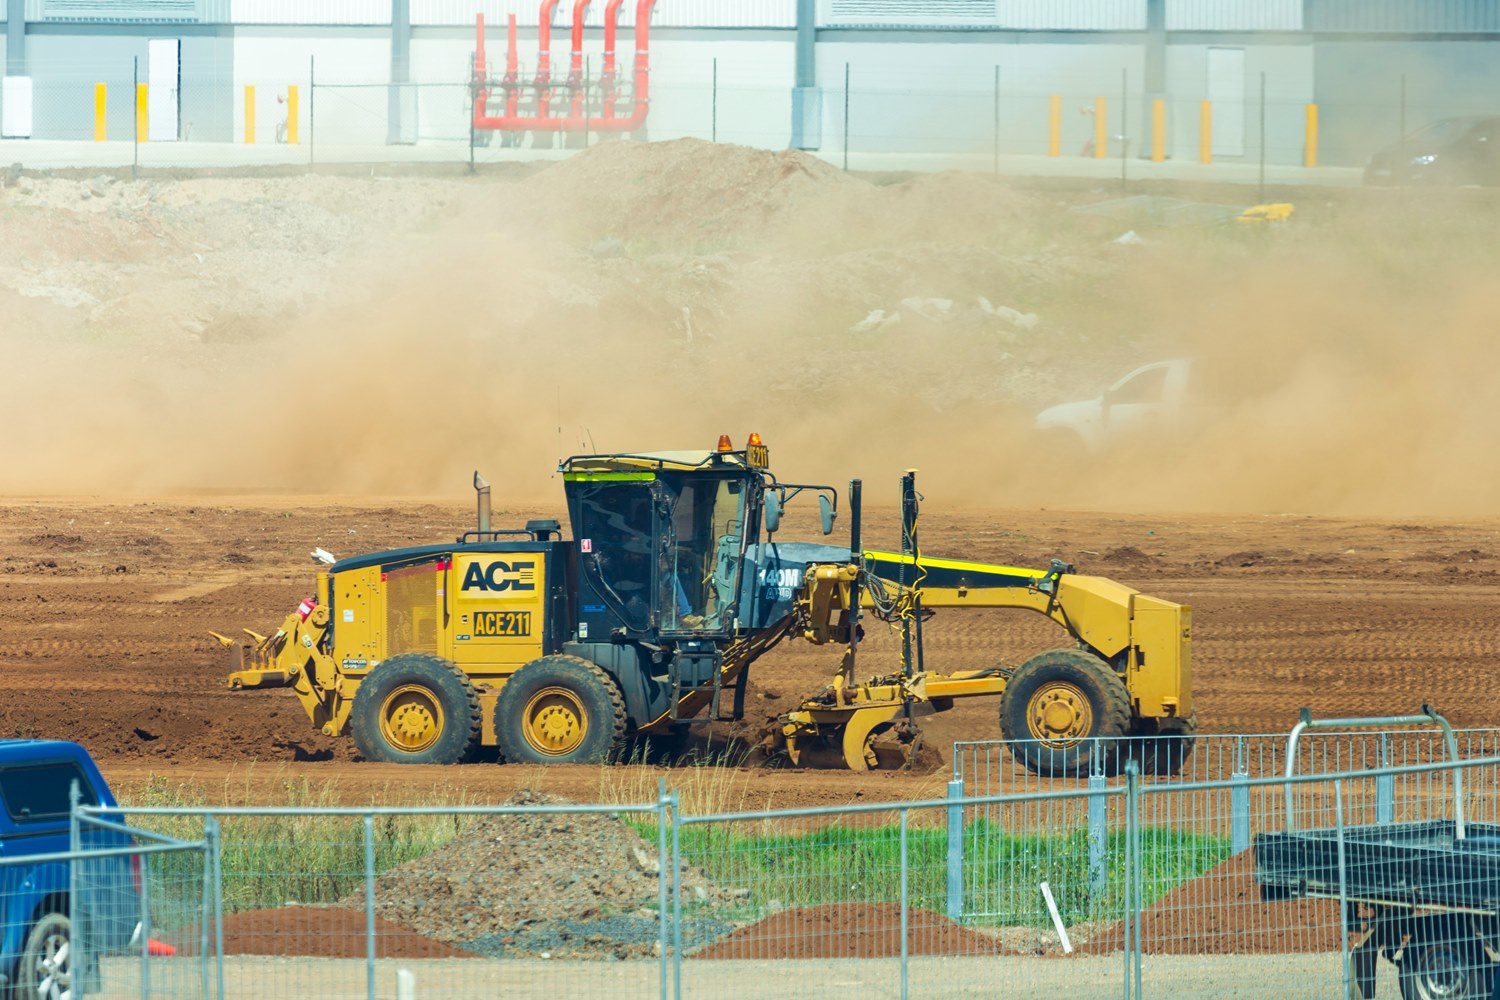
top-left (352, 791), bottom-right (740, 960)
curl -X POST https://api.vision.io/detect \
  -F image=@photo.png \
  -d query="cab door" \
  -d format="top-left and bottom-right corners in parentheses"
top-left (448, 550), bottom-right (547, 672)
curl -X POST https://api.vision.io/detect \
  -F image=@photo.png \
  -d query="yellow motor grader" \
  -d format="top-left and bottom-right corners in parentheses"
top-left (217, 435), bottom-right (1193, 775)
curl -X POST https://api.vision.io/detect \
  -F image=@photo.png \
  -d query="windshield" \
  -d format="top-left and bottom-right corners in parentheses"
top-left (1410, 118), bottom-right (1481, 145)
top-left (658, 473), bottom-right (747, 632)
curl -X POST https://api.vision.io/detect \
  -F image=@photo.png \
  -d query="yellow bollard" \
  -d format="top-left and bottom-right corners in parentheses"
top-left (244, 85), bottom-right (255, 143)
top-left (93, 83), bottom-right (106, 142)
top-left (1305, 103), bottom-right (1319, 167)
top-left (287, 85), bottom-right (299, 144)
top-left (1199, 100), bottom-right (1212, 164)
top-left (136, 84), bottom-right (148, 142)
top-left (1048, 95), bottom-right (1061, 157)
top-left (1094, 96), bottom-right (1108, 158)
top-left (1151, 98), bottom-right (1165, 162)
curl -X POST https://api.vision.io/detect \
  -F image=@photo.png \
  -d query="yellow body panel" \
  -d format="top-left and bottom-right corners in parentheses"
top-left (447, 552), bottom-right (547, 670)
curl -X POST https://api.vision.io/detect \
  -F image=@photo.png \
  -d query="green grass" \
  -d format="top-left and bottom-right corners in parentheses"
top-left (121, 776), bottom-right (483, 913)
top-left (120, 775), bottom-right (1231, 927)
top-left (655, 818), bottom-right (1232, 927)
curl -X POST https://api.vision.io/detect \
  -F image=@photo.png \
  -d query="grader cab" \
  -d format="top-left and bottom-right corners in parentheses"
top-left (219, 435), bottom-right (1194, 775)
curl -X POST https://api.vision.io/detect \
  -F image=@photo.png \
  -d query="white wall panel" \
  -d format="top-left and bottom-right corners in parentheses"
top-left (1167, 0), bottom-right (1301, 31)
top-left (412, 0), bottom-right (795, 28)
top-left (821, 0), bottom-right (1144, 30)
top-left (229, 0), bottom-right (391, 25)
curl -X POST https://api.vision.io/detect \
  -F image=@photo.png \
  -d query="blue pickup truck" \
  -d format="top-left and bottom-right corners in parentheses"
top-left (0, 740), bottom-right (138, 1000)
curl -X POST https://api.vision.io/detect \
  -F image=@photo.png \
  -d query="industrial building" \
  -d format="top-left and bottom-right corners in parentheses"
top-left (1, 0), bottom-right (1496, 166)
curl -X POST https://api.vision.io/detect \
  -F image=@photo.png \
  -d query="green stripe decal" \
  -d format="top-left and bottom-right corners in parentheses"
top-left (563, 472), bottom-right (657, 482)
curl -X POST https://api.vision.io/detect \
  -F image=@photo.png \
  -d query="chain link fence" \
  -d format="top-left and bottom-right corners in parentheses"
top-left (58, 724), bottom-right (1499, 1000)
top-left (3, 54), bottom-right (1494, 182)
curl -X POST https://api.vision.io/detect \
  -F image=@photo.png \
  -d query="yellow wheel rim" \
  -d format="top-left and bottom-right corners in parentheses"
top-left (379, 684), bottom-right (444, 754)
top-left (1026, 681), bottom-right (1094, 748)
top-left (523, 686), bottom-right (589, 757)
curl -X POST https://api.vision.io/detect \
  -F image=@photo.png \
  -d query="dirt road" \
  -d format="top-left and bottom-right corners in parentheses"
top-left (3, 495), bottom-right (1495, 805)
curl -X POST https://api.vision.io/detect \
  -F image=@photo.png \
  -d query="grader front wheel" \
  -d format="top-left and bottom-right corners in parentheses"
top-left (999, 648), bottom-right (1129, 776)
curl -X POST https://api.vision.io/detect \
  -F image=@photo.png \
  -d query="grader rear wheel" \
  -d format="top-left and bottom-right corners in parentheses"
top-left (999, 648), bottom-right (1130, 776)
top-left (494, 655), bottom-right (627, 765)
top-left (350, 654), bottom-right (482, 764)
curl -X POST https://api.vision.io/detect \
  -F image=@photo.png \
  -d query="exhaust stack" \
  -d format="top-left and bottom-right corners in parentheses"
top-left (474, 471), bottom-right (492, 538)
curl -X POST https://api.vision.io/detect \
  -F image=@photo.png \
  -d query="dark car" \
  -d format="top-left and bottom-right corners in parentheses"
top-left (1365, 115), bottom-right (1500, 185)
top-left (0, 740), bottom-right (138, 1000)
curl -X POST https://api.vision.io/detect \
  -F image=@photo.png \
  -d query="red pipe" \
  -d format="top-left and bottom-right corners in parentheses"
top-left (471, 0), bottom-right (654, 133)
top-left (535, 0), bottom-right (561, 118)
top-left (601, 0), bottom-right (624, 118)
top-left (568, 0), bottom-right (592, 121)
top-left (505, 13), bottom-right (520, 117)
top-left (614, 0), bottom-right (657, 129)
top-left (474, 13), bottom-right (487, 84)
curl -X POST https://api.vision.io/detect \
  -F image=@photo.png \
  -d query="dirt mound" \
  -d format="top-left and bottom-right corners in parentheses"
top-left (350, 791), bottom-right (733, 959)
top-left (172, 905), bottom-right (476, 959)
top-left (692, 902), bottom-right (1008, 959)
top-left (1081, 851), bottom-right (1340, 955)
top-left (506, 137), bottom-right (864, 244)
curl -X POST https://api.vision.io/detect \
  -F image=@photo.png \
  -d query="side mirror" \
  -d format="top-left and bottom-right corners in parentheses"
top-left (764, 492), bottom-right (782, 534)
top-left (819, 495), bottom-right (836, 535)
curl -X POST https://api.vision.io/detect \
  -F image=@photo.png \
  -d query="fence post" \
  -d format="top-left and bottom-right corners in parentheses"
top-left (287, 84), bottom-right (299, 144)
top-left (657, 778), bottom-right (670, 1000)
top-left (1151, 97), bottom-right (1165, 162)
top-left (1094, 94), bottom-right (1107, 158)
top-left (1335, 781), bottom-right (1351, 1000)
top-left (991, 64), bottom-right (999, 173)
top-left (899, 808), bottom-right (910, 1000)
top-left (1048, 94), bottom-right (1061, 157)
top-left (671, 794), bottom-right (683, 1000)
top-left (842, 62), bottom-right (849, 171)
top-left (244, 85), bottom-right (255, 144)
top-left (363, 814), bottom-right (376, 1000)
top-left (1231, 736), bottom-right (1250, 852)
top-left (139, 843), bottom-right (152, 1000)
top-left (1124, 759), bottom-right (1141, 1000)
top-left (199, 825), bottom-right (212, 1000)
top-left (1088, 764), bottom-right (1108, 908)
top-left (946, 778), bottom-right (964, 920)
top-left (1376, 732), bottom-right (1394, 824)
top-left (69, 782), bottom-right (85, 1000)
top-left (209, 817), bottom-right (225, 1000)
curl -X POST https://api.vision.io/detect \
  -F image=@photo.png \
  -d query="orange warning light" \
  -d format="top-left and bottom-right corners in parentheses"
top-left (716, 434), bottom-right (734, 452)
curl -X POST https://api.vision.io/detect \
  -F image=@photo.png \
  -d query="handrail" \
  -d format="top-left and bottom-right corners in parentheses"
top-left (1284, 704), bottom-right (1463, 839)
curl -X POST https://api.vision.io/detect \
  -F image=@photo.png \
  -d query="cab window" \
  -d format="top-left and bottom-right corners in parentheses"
top-left (1109, 366), bottom-right (1168, 406)
top-left (0, 762), bottom-right (98, 823)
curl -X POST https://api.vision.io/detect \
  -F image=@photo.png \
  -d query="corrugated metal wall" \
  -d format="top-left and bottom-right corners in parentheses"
top-left (228, 0), bottom-right (391, 25)
top-left (820, 0), bottom-right (1145, 30)
top-left (410, 0), bottom-right (796, 28)
top-left (1166, 0), bottom-right (1301, 32)
top-left (41, 0), bottom-right (196, 19)
top-left (1309, 0), bottom-right (1500, 33)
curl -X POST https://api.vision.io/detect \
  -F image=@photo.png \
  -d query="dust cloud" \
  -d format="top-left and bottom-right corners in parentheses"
top-left (2, 140), bottom-right (1500, 517)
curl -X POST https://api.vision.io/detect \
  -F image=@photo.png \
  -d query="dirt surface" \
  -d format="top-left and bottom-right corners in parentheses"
top-left (1082, 851), bottom-right (1340, 955)
top-left (172, 905), bottom-right (477, 959)
top-left (4, 495), bottom-right (1500, 809)
top-left (3, 139), bottom-right (1500, 806)
top-left (692, 902), bottom-right (1006, 960)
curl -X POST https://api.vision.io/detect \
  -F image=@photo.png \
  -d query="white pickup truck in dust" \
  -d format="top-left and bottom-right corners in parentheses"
top-left (1034, 359), bottom-right (1197, 452)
